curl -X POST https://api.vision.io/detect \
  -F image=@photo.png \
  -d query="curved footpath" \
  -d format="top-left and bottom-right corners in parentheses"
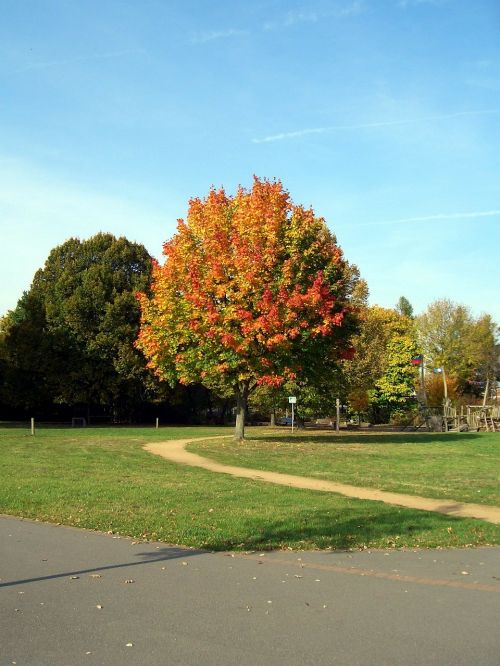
top-left (144, 436), bottom-right (500, 525)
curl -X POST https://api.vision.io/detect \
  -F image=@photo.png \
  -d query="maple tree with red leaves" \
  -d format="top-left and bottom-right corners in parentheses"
top-left (136, 177), bottom-right (359, 439)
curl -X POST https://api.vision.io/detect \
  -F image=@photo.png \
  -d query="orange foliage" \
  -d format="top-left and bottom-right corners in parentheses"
top-left (136, 177), bottom-right (357, 392)
top-left (425, 373), bottom-right (460, 407)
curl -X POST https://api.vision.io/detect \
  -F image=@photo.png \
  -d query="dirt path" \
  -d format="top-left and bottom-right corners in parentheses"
top-left (144, 436), bottom-right (500, 525)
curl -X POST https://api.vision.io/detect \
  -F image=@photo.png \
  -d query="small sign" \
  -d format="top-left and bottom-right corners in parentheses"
top-left (288, 396), bottom-right (297, 404)
top-left (411, 355), bottom-right (423, 366)
top-left (432, 367), bottom-right (443, 374)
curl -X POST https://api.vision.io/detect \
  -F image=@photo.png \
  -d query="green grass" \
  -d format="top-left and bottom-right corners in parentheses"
top-left (189, 430), bottom-right (500, 506)
top-left (0, 425), bottom-right (498, 551)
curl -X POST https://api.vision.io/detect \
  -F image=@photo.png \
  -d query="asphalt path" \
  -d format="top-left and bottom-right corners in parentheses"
top-left (1, 516), bottom-right (499, 665)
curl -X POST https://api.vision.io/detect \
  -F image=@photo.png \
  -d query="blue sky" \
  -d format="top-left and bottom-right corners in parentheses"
top-left (1, 0), bottom-right (499, 322)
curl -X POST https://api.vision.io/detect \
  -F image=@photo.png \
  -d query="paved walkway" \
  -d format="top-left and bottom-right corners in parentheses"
top-left (2, 516), bottom-right (500, 665)
top-left (144, 436), bottom-right (500, 525)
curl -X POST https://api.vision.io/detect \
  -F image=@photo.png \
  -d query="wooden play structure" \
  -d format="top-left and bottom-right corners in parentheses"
top-left (442, 401), bottom-right (500, 432)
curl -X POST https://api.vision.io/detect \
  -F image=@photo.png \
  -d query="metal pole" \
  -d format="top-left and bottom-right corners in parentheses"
top-left (156, 417), bottom-right (159, 429)
top-left (31, 417), bottom-right (35, 436)
top-left (420, 359), bottom-right (426, 404)
top-left (336, 398), bottom-right (340, 432)
top-left (441, 367), bottom-right (449, 432)
top-left (291, 402), bottom-right (294, 434)
top-left (483, 378), bottom-right (490, 407)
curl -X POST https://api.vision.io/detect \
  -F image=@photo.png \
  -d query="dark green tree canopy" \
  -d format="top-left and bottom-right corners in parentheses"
top-left (1, 233), bottom-right (154, 416)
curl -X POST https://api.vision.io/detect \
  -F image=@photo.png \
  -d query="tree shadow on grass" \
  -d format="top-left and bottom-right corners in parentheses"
top-left (249, 432), bottom-right (479, 446)
top-left (204, 507), bottom-right (491, 552)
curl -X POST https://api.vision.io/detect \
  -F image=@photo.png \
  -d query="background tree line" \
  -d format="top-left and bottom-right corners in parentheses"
top-left (1, 224), bottom-right (498, 427)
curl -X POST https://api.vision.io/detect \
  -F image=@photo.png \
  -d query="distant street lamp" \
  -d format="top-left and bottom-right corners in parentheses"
top-left (432, 366), bottom-right (448, 401)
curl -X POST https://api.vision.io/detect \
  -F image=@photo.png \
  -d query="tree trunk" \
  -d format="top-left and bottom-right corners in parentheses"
top-left (270, 409), bottom-right (276, 427)
top-left (234, 382), bottom-right (249, 441)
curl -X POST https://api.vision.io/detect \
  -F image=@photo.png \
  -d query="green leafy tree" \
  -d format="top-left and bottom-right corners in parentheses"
top-left (344, 306), bottom-right (420, 421)
top-left (137, 178), bottom-right (360, 439)
top-left (0, 292), bottom-right (63, 410)
top-left (370, 323), bottom-right (420, 419)
top-left (468, 314), bottom-right (499, 388)
top-left (416, 299), bottom-right (499, 390)
top-left (2, 233), bottom-right (154, 419)
top-left (395, 296), bottom-right (414, 318)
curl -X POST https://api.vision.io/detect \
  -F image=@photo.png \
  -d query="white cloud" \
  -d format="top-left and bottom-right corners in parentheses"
top-left (396, 0), bottom-right (448, 8)
top-left (17, 49), bottom-right (145, 72)
top-left (264, 3), bottom-right (365, 31)
top-left (338, 2), bottom-right (365, 16)
top-left (284, 10), bottom-right (320, 26)
top-left (190, 29), bottom-right (247, 44)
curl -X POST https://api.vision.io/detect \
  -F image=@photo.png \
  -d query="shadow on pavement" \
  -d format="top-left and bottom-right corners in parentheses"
top-left (0, 544), bottom-right (203, 588)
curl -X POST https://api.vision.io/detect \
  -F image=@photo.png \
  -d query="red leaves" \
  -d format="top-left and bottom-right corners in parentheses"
top-left (257, 374), bottom-right (285, 388)
top-left (136, 177), bottom-right (355, 390)
top-left (220, 332), bottom-right (238, 349)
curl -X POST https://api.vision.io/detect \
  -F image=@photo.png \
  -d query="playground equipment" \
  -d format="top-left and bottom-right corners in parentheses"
top-left (442, 401), bottom-right (499, 432)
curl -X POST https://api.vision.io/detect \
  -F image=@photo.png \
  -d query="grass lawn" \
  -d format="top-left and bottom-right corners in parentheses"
top-left (0, 425), bottom-right (498, 551)
top-left (190, 430), bottom-right (500, 506)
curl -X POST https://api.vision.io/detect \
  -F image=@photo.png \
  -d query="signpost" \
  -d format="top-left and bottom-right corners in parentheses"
top-left (288, 396), bottom-right (297, 433)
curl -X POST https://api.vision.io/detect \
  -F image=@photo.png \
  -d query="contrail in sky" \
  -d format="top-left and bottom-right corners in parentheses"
top-left (252, 108), bottom-right (500, 143)
top-left (337, 210), bottom-right (500, 228)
